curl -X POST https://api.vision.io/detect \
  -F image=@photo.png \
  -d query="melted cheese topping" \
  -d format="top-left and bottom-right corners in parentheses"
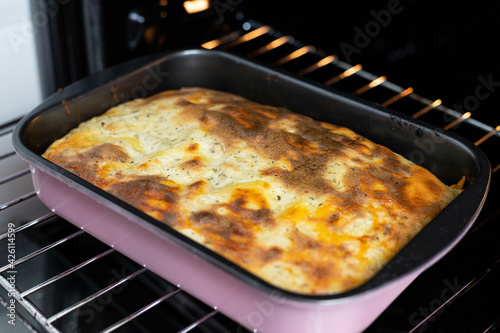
top-left (43, 87), bottom-right (461, 295)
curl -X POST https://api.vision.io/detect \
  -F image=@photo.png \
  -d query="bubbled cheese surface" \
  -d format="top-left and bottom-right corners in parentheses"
top-left (43, 87), bottom-right (461, 294)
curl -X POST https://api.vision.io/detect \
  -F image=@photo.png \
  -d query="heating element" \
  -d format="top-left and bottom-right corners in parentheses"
top-left (1, 19), bottom-right (499, 332)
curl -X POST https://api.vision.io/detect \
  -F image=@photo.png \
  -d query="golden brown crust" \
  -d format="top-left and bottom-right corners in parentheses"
top-left (43, 87), bottom-right (461, 294)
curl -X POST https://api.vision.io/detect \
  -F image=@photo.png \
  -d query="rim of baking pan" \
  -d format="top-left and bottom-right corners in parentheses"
top-left (12, 48), bottom-right (491, 303)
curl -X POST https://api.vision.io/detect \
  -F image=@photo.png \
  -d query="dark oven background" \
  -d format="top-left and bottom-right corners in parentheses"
top-left (35, 0), bottom-right (500, 128)
top-left (3, 0), bottom-right (499, 332)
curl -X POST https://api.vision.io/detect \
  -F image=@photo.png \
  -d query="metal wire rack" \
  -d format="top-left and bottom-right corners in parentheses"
top-left (0, 136), bottom-right (248, 333)
top-left (0, 19), bottom-right (498, 332)
top-left (202, 20), bottom-right (500, 171)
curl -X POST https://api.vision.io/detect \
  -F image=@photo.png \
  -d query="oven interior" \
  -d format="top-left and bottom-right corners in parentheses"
top-left (1, 1), bottom-right (500, 332)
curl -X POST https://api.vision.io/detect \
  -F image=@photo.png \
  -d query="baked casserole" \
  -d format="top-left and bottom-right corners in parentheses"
top-left (42, 87), bottom-right (462, 295)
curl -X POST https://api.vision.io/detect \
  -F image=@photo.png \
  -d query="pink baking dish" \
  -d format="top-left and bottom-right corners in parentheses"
top-left (13, 49), bottom-right (490, 332)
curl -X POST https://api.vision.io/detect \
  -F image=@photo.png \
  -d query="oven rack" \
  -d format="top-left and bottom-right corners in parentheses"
top-left (1, 19), bottom-right (499, 333)
top-left (203, 19), bottom-right (500, 172)
top-left (0, 133), bottom-right (249, 331)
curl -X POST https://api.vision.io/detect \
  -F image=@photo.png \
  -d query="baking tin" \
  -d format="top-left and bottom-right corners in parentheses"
top-left (13, 49), bottom-right (490, 333)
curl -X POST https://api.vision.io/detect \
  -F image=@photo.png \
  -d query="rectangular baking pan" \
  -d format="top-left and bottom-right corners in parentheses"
top-left (13, 49), bottom-right (490, 333)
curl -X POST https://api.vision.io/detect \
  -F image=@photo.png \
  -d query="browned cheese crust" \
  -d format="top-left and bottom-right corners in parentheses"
top-left (43, 87), bottom-right (461, 294)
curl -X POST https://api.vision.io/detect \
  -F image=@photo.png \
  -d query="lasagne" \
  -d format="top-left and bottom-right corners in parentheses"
top-left (43, 87), bottom-right (462, 294)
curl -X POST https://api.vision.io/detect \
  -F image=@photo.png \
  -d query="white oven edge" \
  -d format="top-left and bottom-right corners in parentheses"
top-left (0, 0), bottom-right (42, 125)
